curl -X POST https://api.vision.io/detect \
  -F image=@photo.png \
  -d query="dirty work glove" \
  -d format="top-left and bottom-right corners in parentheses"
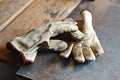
top-left (7, 18), bottom-right (84, 63)
top-left (60, 10), bottom-right (104, 63)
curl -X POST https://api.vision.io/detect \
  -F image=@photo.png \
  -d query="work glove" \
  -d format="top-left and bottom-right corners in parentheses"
top-left (60, 10), bottom-right (104, 63)
top-left (7, 18), bottom-right (84, 63)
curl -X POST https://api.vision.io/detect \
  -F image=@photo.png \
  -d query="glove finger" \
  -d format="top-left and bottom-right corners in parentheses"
top-left (72, 43), bottom-right (85, 63)
top-left (49, 40), bottom-right (68, 51)
top-left (50, 18), bottom-right (79, 37)
top-left (39, 39), bottom-right (67, 52)
top-left (91, 42), bottom-right (104, 56)
top-left (60, 42), bottom-right (73, 58)
top-left (71, 30), bottom-right (84, 41)
top-left (82, 46), bottom-right (96, 61)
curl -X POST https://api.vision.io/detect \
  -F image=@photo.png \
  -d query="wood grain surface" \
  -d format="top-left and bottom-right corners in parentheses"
top-left (0, 0), bottom-right (81, 64)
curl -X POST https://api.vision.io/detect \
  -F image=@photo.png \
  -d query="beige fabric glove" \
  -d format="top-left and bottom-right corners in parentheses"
top-left (7, 18), bottom-right (84, 63)
top-left (60, 10), bottom-right (104, 63)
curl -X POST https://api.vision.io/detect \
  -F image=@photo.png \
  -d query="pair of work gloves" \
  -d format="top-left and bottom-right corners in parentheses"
top-left (7, 10), bottom-right (104, 63)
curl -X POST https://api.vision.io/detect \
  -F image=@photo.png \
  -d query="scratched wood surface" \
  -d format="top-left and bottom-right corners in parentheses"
top-left (0, 0), bottom-right (81, 64)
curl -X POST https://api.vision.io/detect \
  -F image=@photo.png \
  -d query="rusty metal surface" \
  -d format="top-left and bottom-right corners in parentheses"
top-left (17, 0), bottom-right (120, 80)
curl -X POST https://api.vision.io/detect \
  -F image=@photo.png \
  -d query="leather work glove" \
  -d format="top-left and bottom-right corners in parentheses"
top-left (60, 10), bottom-right (104, 63)
top-left (7, 18), bottom-right (84, 63)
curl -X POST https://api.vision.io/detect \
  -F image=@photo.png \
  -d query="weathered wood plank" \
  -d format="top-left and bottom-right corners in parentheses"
top-left (0, 0), bottom-right (81, 64)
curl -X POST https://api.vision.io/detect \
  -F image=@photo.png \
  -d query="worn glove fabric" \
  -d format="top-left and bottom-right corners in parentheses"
top-left (7, 18), bottom-right (84, 63)
top-left (60, 10), bottom-right (104, 63)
